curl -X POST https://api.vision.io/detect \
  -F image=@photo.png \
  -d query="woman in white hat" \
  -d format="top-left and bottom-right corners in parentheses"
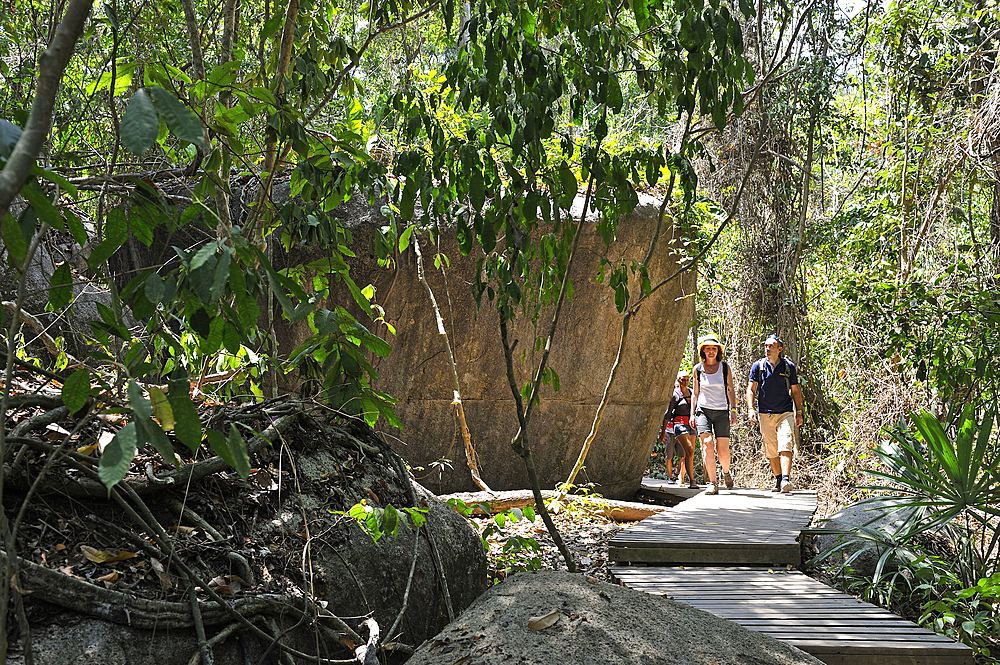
top-left (691, 334), bottom-right (737, 495)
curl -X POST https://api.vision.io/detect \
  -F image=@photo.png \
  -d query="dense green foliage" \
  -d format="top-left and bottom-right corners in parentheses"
top-left (3, 0), bottom-right (1000, 657)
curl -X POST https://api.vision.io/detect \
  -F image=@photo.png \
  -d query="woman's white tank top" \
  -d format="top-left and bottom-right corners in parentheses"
top-left (697, 363), bottom-right (729, 410)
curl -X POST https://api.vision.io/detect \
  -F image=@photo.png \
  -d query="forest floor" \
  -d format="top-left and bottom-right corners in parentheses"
top-left (470, 507), bottom-right (628, 584)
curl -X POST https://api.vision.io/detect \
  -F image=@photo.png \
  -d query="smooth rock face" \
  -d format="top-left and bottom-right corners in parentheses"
top-left (407, 569), bottom-right (824, 665)
top-left (336, 194), bottom-right (696, 499)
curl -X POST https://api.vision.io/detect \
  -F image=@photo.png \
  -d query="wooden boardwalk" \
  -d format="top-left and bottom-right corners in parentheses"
top-left (611, 480), bottom-right (974, 665)
top-left (612, 567), bottom-right (973, 665)
top-left (610, 487), bottom-right (817, 566)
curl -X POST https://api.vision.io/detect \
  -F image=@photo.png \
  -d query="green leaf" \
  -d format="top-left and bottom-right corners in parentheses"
top-left (632, 0), bottom-right (651, 31)
top-left (168, 381), bottom-right (203, 453)
top-left (148, 86), bottom-right (208, 149)
top-left (202, 314), bottom-right (225, 355)
top-left (606, 73), bottom-right (623, 113)
top-left (2, 212), bottom-right (29, 266)
top-left (190, 241), bottom-right (219, 272)
top-left (558, 162), bottom-right (577, 209)
top-left (470, 167), bottom-right (486, 211)
top-left (99, 422), bottom-right (140, 488)
top-left (223, 321), bottom-right (242, 354)
top-left (145, 273), bottom-right (165, 304)
top-left (228, 424), bottom-right (252, 479)
top-left (89, 207), bottom-right (129, 269)
top-left (148, 386), bottom-right (175, 430)
top-left (21, 180), bottom-right (66, 232)
top-left (206, 429), bottom-right (237, 469)
top-left (138, 418), bottom-right (177, 466)
top-left (120, 88), bottom-right (159, 155)
top-left (48, 262), bottom-right (74, 310)
top-left (127, 379), bottom-right (152, 420)
top-left (398, 225), bottom-right (414, 253)
top-left (62, 368), bottom-right (92, 413)
top-left (64, 209), bottom-right (88, 246)
top-left (383, 504), bottom-right (400, 537)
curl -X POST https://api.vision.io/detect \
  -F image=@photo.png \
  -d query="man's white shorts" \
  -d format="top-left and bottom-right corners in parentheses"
top-left (760, 412), bottom-right (795, 459)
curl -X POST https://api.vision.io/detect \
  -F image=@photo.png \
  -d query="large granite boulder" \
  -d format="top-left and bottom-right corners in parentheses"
top-left (289, 193), bottom-right (696, 500)
top-left (810, 498), bottom-right (921, 579)
top-left (407, 570), bottom-right (823, 665)
top-left (7, 416), bottom-right (486, 664)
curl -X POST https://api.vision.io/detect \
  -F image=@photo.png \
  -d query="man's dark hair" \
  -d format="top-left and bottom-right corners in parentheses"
top-left (765, 334), bottom-right (783, 347)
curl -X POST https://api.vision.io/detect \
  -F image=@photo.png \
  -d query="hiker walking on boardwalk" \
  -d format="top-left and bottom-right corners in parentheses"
top-left (691, 335), bottom-right (737, 495)
top-left (746, 334), bottom-right (804, 493)
top-left (663, 370), bottom-right (697, 488)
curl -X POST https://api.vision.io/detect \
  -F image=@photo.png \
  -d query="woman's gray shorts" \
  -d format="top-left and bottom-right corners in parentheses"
top-left (695, 408), bottom-right (731, 438)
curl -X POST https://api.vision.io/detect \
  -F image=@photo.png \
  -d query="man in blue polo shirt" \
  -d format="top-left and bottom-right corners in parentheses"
top-left (746, 334), bottom-right (804, 493)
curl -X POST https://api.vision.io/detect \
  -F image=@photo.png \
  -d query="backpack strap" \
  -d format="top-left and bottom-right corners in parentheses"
top-left (722, 361), bottom-right (730, 408)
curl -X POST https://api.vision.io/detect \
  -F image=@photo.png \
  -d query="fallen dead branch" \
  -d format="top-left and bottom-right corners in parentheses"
top-left (439, 489), bottom-right (668, 522)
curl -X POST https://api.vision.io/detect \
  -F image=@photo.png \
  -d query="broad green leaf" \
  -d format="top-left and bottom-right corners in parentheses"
top-left (206, 429), bottom-right (237, 470)
top-left (168, 381), bottom-right (203, 453)
top-left (120, 88), bottom-right (159, 155)
top-left (31, 166), bottom-right (78, 196)
top-left (223, 320), bottom-right (242, 355)
top-left (89, 208), bottom-right (129, 269)
top-left (62, 368), bottom-right (91, 413)
top-left (139, 418), bottom-right (177, 466)
top-left (606, 73), bottom-right (623, 113)
top-left (21, 180), bottom-right (66, 232)
top-left (383, 504), bottom-right (399, 537)
top-left (148, 86), bottom-right (208, 149)
top-left (127, 379), bottom-right (152, 420)
top-left (64, 209), bottom-right (88, 246)
top-left (398, 225), bottom-right (414, 253)
top-left (228, 424), bottom-right (252, 479)
top-left (470, 167), bottom-right (486, 211)
top-left (148, 386), bottom-right (175, 430)
top-left (632, 0), bottom-right (651, 31)
top-left (201, 314), bottom-right (225, 355)
top-left (558, 162), bottom-right (577, 209)
top-left (48, 262), bottom-right (73, 311)
top-left (145, 273), bottom-right (165, 304)
top-left (2, 212), bottom-right (28, 265)
top-left (190, 241), bottom-right (218, 272)
top-left (99, 422), bottom-right (140, 488)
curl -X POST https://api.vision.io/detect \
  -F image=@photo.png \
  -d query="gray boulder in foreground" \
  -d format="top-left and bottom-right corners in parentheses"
top-left (407, 570), bottom-right (823, 665)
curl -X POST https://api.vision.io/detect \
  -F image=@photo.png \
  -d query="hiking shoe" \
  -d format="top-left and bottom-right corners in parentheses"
top-left (666, 477), bottom-right (677, 485)
top-left (771, 475), bottom-right (782, 492)
top-left (780, 476), bottom-right (794, 493)
top-left (705, 482), bottom-right (719, 495)
top-left (723, 471), bottom-right (734, 490)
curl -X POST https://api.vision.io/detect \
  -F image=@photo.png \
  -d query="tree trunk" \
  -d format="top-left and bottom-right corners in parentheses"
top-left (990, 179), bottom-right (1000, 272)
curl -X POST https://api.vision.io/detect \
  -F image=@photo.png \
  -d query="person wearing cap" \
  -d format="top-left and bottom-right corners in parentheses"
top-left (662, 370), bottom-right (697, 488)
top-left (746, 334), bottom-right (804, 493)
top-left (691, 335), bottom-right (737, 495)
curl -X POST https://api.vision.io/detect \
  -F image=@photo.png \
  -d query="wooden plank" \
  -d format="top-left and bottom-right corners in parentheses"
top-left (609, 488), bottom-right (817, 565)
top-left (608, 545), bottom-right (800, 566)
top-left (612, 566), bottom-right (974, 665)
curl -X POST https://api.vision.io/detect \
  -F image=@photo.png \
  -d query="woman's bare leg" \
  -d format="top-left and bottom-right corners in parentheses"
top-left (717, 436), bottom-right (731, 475)
top-left (700, 432), bottom-right (717, 483)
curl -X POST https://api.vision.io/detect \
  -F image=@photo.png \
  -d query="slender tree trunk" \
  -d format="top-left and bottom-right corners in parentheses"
top-left (413, 235), bottom-right (492, 491)
top-left (990, 179), bottom-right (1000, 272)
